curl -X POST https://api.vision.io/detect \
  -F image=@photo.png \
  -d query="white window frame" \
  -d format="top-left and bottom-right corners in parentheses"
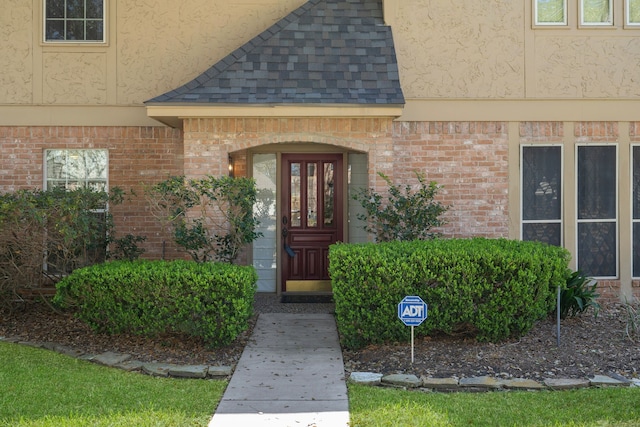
top-left (520, 144), bottom-right (564, 246)
top-left (626, 0), bottom-right (640, 26)
top-left (580, 0), bottom-right (614, 26)
top-left (534, 0), bottom-right (568, 26)
top-left (575, 143), bottom-right (618, 279)
top-left (44, 149), bottom-right (109, 197)
top-left (631, 144), bottom-right (640, 279)
top-left (43, 0), bottom-right (107, 43)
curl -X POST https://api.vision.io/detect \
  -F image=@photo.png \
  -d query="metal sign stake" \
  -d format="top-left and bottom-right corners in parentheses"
top-left (398, 295), bottom-right (428, 365)
top-left (411, 325), bottom-right (415, 364)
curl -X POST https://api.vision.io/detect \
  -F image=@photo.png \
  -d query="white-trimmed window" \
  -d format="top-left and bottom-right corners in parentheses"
top-left (535, 0), bottom-right (568, 26)
top-left (631, 145), bottom-right (640, 277)
top-left (45, 149), bottom-right (108, 191)
top-left (44, 0), bottom-right (105, 42)
top-left (626, 0), bottom-right (640, 26)
top-left (581, 0), bottom-right (613, 26)
top-left (44, 149), bottom-right (109, 271)
top-left (576, 144), bottom-right (618, 278)
top-left (521, 145), bottom-right (563, 246)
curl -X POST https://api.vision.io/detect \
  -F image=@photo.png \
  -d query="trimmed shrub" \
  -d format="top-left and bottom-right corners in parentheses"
top-left (54, 260), bottom-right (257, 347)
top-left (329, 238), bottom-right (570, 349)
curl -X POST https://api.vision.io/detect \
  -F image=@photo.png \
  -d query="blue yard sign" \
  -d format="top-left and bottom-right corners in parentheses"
top-left (398, 295), bottom-right (428, 326)
top-left (398, 295), bottom-right (428, 363)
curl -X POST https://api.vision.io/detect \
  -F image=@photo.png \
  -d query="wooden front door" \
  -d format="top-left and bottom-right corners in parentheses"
top-left (281, 153), bottom-right (343, 292)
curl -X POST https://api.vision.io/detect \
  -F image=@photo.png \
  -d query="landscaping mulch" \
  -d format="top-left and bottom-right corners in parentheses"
top-left (1, 294), bottom-right (638, 381)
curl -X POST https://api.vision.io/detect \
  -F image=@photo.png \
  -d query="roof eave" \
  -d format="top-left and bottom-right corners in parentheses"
top-left (146, 103), bottom-right (405, 128)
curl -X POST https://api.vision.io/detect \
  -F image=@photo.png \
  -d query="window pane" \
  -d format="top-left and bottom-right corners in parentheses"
top-left (86, 0), bottom-right (103, 19)
top-left (578, 222), bottom-right (616, 277)
top-left (47, 0), bottom-right (65, 18)
top-left (252, 153), bottom-right (277, 292)
top-left (522, 146), bottom-right (561, 221)
top-left (522, 223), bottom-right (562, 246)
top-left (582, 0), bottom-right (612, 24)
top-left (323, 162), bottom-right (335, 228)
top-left (634, 222), bottom-right (640, 277)
top-left (84, 149), bottom-right (107, 179)
top-left (629, 0), bottom-right (640, 24)
top-left (86, 20), bottom-right (103, 40)
top-left (577, 146), bottom-right (616, 220)
top-left (46, 20), bottom-right (65, 40)
top-left (67, 0), bottom-right (84, 19)
top-left (66, 20), bottom-right (85, 40)
top-left (536, 0), bottom-right (566, 24)
top-left (633, 147), bottom-right (640, 219)
top-left (290, 163), bottom-right (301, 227)
top-left (307, 163), bottom-right (317, 228)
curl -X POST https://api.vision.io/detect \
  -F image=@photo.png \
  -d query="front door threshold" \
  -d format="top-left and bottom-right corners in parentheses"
top-left (280, 291), bottom-right (334, 304)
top-left (285, 280), bottom-right (332, 292)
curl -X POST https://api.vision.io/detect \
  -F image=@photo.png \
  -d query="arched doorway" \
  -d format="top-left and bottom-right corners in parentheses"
top-left (249, 145), bottom-right (368, 295)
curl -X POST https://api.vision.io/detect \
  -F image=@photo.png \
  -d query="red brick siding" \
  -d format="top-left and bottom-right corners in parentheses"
top-left (392, 121), bottom-right (510, 238)
top-left (0, 126), bottom-right (184, 260)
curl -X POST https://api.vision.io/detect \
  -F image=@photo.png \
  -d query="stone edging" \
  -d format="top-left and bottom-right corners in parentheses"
top-left (349, 372), bottom-right (640, 392)
top-left (4, 336), bottom-right (639, 391)
top-left (0, 337), bottom-right (232, 379)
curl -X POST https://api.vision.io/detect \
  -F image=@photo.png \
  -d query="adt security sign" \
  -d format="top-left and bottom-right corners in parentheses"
top-left (398, 296), bottom-right (428, 326)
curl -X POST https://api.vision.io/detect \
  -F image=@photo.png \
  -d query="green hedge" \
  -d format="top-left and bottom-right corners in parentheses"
top-left (329, 238), bottom-right (570, 349)
top-left (54, 260), bottom-right (257, 347)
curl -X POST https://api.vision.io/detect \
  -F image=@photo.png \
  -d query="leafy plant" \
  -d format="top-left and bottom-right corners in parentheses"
top-left (558, 270), bottom-right (600, 319)
top-left (352, 171), bottom-right (449, 242)
top-left (330, 238), bottom-right (570, 349)
top-left (622, 298), bottom-right (640, 342)
top-left (0, 187), bottom-right (144, 311)
top-left (107, 233), bottom-right (147, 261)
top-left (146, 176), bottom-right (261, 263)
top-left (54, 259), bottom-right (257, 347)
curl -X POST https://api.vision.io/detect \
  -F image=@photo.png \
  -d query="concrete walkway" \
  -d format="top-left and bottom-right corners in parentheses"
top-left (208, 313), bottom-right (350, 427)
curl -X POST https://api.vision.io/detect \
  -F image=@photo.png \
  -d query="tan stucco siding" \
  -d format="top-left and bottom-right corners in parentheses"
top-left (43, 52), bottom-right (108, 104)
top-left (1, 0), bottom-right (305, 107)
top-left (394, 0), bottom-right (525, 99)
top-left (534, 36), bottom-right (640, 98)
top-left (394, 0), bottom-right (640, 101)
top-left (116, 0), bottom-right (305, 105)
top-left (2, 0), bottom-right (33, 104)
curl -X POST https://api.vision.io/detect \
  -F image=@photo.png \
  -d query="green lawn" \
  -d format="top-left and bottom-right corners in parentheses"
top-left (348, 383), bottom-right (640, 427)
top-left (0, 341), bottom-right (226, 427)
top-left (3, 341), bottom-right (640, 427)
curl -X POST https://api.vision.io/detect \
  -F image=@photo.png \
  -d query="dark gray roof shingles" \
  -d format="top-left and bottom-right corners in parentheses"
top-left (146, 0), bottom-right (404, 106)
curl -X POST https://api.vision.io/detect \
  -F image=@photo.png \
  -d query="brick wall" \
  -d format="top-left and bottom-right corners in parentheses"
top-left (181, 118), bottom-right (510, 240)
top-left (0, 126), bottom-right (185, 260)
top-left (393, 121), bottom-right (510, 238)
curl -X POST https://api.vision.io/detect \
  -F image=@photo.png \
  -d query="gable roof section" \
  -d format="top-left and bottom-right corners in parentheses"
top-left (145, 0), bottom-right (404, 108)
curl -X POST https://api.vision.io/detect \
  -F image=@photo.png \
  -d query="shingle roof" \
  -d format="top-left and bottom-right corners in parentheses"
top-left (145, 0), bottom-right (404, 105)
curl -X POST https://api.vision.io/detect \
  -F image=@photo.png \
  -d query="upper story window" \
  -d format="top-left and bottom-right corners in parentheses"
top-left (627, 0), bottom-right (640, 25)
top-left (535, 0), bottom-right (639, 27)
top-left (535, 0), bottom-right (568, 26)
top-left (44, 0), bottom-right (105, 43)
top-left (581, 0), bottom-right (613, 26)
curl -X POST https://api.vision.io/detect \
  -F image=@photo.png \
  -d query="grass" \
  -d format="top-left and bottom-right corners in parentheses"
top-left (0, 341), bottom-right (226, 427)
top-left (349, 384), bottom-right (640, 427)
top-left (3, 341), bottom-right (640, 427)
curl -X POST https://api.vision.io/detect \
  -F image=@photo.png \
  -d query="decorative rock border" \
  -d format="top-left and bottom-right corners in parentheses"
top-left (0, 337), bottom-right (232, 379)
top-left (3, 336), bottom-right (639, 390)
top-left (349, 371), bottom-right (640, 392)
